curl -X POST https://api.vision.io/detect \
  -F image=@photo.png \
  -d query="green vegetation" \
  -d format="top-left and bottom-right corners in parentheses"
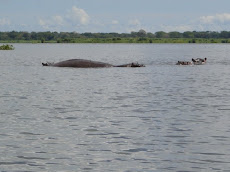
top-left (0, 44), bottom-right (14, 50)
top-left (1, 30), bottom-right (230, 43)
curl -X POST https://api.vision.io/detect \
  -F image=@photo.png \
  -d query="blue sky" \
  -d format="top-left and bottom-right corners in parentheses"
top-left (1, 0), bottom-right (230, 33)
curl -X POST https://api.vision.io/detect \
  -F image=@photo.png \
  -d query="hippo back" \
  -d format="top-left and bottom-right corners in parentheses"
top-left (52, 59), bottom-right (113, 68)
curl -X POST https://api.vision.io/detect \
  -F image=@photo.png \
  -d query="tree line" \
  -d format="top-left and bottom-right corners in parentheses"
top-left (1, 30), bottom-right (230, 42)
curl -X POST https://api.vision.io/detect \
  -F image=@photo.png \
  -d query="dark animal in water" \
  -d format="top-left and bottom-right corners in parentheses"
top-left (176, 58), bottom-right (207, 65)
top-left (42, 59), bottom-right (145, 68)
top-left (176, 61), bottom-right (193, 65)
top-left (192, 57), bottom-right (207, 65)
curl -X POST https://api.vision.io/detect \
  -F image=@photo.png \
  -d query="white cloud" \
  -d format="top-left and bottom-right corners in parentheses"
top-left (128, 19), bottom-right (141, 26)
top-left (67, 6), bottom-right (90, 25)
top-left (160, 24), bottom-right (193, 32)
top-left (53, 15), bottom-right (64, 25)
top-left (39, 19), bottom-right (46, 26)
top-left (37, 6), bottom-right (90, 31)
top-left (154, 13), bottom-right (230, 32)
top-left (200, 15), bottom-right (215, 24)
top-left (38, 18), bottom-right (55, 30)
top-left (200, 13), bottom-right (230, 24)
top-left (0, 18), bottom-right (10, 26)
top-left (112, 20), bottom-right (119, 25)
top-left (38, 19), bottom-right (50, 30)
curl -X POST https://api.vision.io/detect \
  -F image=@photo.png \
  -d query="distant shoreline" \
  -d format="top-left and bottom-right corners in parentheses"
top-left (1, 38), bottom-right (230, 44)
top-left (1, 30), bottom-right (230, 44)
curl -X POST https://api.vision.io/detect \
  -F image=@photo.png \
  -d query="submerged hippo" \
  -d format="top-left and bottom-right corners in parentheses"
top-left (176, 61), bottom-right (193, 65)
top-left (192, 58), bottom-right (207, 65)
top-left (176, 58), bottom-right (207, 65)
top-left (42, 59), bottom-right (145, 68)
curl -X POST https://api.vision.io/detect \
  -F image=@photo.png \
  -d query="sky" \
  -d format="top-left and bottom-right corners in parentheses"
top-left (1, 0), bottom-right (230, 33)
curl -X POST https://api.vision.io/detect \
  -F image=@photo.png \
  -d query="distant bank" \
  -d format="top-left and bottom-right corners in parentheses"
top-left (1, 38), bottom-right (230, 44)
top-left (1, 30), bottom-right (230, 43)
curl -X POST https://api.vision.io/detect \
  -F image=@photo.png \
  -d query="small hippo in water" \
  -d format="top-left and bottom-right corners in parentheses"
top-left (176, 58), bottom-right (207, 65)
top-left (192, 58), bottom-right (207, 65)
top-left (42, 59), bottom-right (145, 68)
top-left (176, 61), bottom-right (193, 65)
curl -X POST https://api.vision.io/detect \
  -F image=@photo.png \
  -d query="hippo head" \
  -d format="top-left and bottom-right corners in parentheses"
top-left (130, 63), bottom-right (145, 67)
top-left (42, 62), bottom-right (54, 66)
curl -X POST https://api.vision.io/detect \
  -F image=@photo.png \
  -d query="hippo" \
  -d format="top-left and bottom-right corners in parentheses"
top-left (176, 58), bottom-right (207, 65)
top-left (192, 58), bottom-right (207, 65)
top-left (42, 59), bottom-right (145, 68)
top-left (176, 61), bottom-right (193, 65)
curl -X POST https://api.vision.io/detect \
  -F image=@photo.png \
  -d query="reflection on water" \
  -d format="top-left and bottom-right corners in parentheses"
top-left (1, 44), bottom-right (230, 171)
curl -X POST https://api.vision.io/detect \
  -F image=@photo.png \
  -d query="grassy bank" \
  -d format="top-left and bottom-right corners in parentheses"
top-left (58, 38), bottom-right (230, 43)
top-left (1, 38), bottom-right (230, 43)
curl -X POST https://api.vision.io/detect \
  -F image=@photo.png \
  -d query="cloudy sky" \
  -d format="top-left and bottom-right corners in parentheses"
top-left (0, 0), bottom-right (230, 33)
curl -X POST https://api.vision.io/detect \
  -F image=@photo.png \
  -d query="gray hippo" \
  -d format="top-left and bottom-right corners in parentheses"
top-left (42, 59), bottom-right (145, 68)
top-left (176, 58), bottom-right (207, 65)
top-left (176, 61), bottom-right (193, 65)
top-left (192, 58), bottom-right (207, 65)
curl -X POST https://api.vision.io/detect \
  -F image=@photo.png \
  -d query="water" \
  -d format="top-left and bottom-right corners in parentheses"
top-left (1, 43), bottom-right (230, 171)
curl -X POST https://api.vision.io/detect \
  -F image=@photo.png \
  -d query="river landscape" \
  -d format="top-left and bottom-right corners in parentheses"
top-left (1, 43), bottom-right (230, 171)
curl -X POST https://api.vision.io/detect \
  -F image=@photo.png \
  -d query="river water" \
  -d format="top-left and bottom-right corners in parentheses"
top-left (1, 43), bottom-right (230, 171)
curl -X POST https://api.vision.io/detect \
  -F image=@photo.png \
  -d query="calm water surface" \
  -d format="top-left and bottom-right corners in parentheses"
top-left (1, 44), bottom-right (230, 171)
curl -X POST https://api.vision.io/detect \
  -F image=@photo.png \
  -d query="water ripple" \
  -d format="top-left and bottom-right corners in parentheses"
top-left (1, 44), bottom-right (230, 171)
top-left (17, 156), bottom-right (49, 160)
